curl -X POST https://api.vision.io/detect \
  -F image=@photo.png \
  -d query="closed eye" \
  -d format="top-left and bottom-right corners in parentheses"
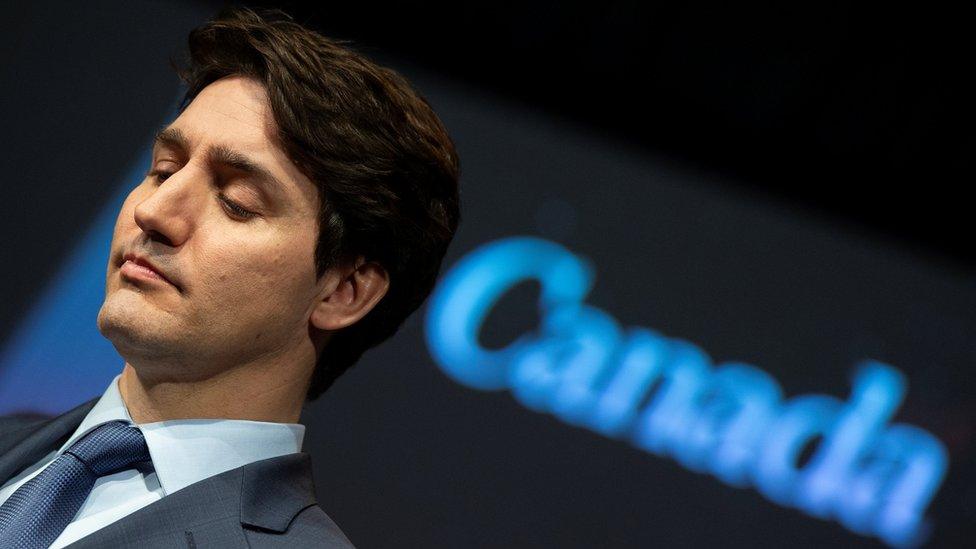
top-left (147, 169), bottom-right (172, 183)
top-left (146, 169), bottom-right (258, 220)
top-left (218, 194), bottom-right (257, 220)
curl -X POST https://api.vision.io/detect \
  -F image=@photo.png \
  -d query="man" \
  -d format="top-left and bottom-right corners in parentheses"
top-left (0, 7), bottom-right (459, 548)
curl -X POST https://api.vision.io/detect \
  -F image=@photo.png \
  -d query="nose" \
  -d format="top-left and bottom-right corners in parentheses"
top-left (133, 168), bottom-right (203, 248)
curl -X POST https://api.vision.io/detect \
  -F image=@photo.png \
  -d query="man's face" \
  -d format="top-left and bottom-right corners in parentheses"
top-left (97, 75), bottom-right (325, 375)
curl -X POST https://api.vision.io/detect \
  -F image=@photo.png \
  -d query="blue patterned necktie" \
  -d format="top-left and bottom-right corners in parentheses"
top-left (0, 420), bottom-right (150, 548)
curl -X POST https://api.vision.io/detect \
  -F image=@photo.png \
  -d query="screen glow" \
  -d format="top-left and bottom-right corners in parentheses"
top-left (425, 236), bottom-right (948, 547)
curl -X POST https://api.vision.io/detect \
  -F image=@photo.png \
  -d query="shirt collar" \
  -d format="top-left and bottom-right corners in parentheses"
top-left (59, 374), bottom-right (306, 496)
top-left (57, 374), bottom-right (134, 454)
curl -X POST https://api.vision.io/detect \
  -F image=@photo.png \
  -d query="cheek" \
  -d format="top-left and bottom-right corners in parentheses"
top-left (106, 186), bottom-right (146, 265)
top-left (115, 194), bottom-right (134, 230)
top-left (112, 183), bottom-right (149, 233)
top-left (194, 230), bottom-right (317, 314)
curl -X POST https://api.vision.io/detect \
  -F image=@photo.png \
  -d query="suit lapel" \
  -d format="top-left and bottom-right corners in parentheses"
top-left (240, 452), bottom-right (318, 531)
top-left (66, 452), bottom-right (319, 548)
top-left (2, 399), bottom-right (320, 547)
top-left (0, 398), bottom-right (97, 486)
top-left (64, 464), bottom-right (248, 548)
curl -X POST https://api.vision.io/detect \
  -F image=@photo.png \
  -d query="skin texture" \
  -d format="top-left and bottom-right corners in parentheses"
top-left (97, 75), bottom-right (389, 424)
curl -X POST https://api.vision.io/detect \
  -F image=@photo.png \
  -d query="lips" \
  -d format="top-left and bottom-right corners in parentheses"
top-left (121, 252), bottom-right (178, 288)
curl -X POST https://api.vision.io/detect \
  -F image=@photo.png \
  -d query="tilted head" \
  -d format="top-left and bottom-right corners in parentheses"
top-left (97, 8), bottom-right (460, 401)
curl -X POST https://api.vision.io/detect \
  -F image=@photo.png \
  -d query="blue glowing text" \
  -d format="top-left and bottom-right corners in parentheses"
top-left (424, 236), bottom-right (948, 547)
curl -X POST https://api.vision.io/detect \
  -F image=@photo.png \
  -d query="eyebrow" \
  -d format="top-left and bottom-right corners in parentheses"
top-left (153, 126), bottom-right (287, 200)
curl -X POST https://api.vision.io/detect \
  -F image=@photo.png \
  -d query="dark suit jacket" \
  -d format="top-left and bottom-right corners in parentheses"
top-left (0, 398), bottom-right (355, 548)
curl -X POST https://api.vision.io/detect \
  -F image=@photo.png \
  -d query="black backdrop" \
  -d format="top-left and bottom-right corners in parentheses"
top-left (1, 2), bottom-right (972, 547)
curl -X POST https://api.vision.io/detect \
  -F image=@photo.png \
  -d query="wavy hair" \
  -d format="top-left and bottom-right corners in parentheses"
top-left (177, 7), bottom-right (461, 399)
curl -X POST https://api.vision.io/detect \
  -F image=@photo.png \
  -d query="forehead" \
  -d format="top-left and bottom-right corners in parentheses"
top-left (176, 75), bottom-right (276, 150)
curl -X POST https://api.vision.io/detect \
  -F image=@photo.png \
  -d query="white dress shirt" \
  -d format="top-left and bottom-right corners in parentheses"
top-left (0, 374), bottom-right (306, 548)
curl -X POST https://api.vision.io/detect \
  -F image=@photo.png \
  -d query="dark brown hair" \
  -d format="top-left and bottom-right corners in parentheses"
top-left (177, 7), bottom-right (460, 400)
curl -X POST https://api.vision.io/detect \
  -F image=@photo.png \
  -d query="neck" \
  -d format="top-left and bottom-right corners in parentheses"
top-left (118, 358), bottom-right (311, 424)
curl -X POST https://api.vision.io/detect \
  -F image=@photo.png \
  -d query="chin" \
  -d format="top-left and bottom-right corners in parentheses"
top-left (97, 295), bottom-right (180, 360)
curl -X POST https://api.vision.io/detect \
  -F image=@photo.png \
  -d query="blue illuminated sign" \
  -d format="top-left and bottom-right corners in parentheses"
top-left (425, 236), bottom-right (948, 547)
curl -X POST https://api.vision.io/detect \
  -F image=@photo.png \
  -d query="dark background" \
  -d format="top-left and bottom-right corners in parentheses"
top-left (1, 1), bottom-right (972, 547)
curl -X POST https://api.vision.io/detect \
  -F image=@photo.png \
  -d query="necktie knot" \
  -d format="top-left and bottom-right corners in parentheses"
top-left (0, 420), bottom-right (151, 548)
top-left (64, 421), bottom-right (150, 476)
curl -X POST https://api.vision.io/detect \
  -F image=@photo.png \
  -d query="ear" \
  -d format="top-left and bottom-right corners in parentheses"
top-left (310, 256), bottom-right (390, 331)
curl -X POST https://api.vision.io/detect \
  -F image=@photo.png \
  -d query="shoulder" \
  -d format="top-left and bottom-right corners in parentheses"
top-left (0, 415), bottom-right (50, 456)
top-left (244, 504), bottom-right (356, 548)
top-left (0, 414), bottom-right (50, 437)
